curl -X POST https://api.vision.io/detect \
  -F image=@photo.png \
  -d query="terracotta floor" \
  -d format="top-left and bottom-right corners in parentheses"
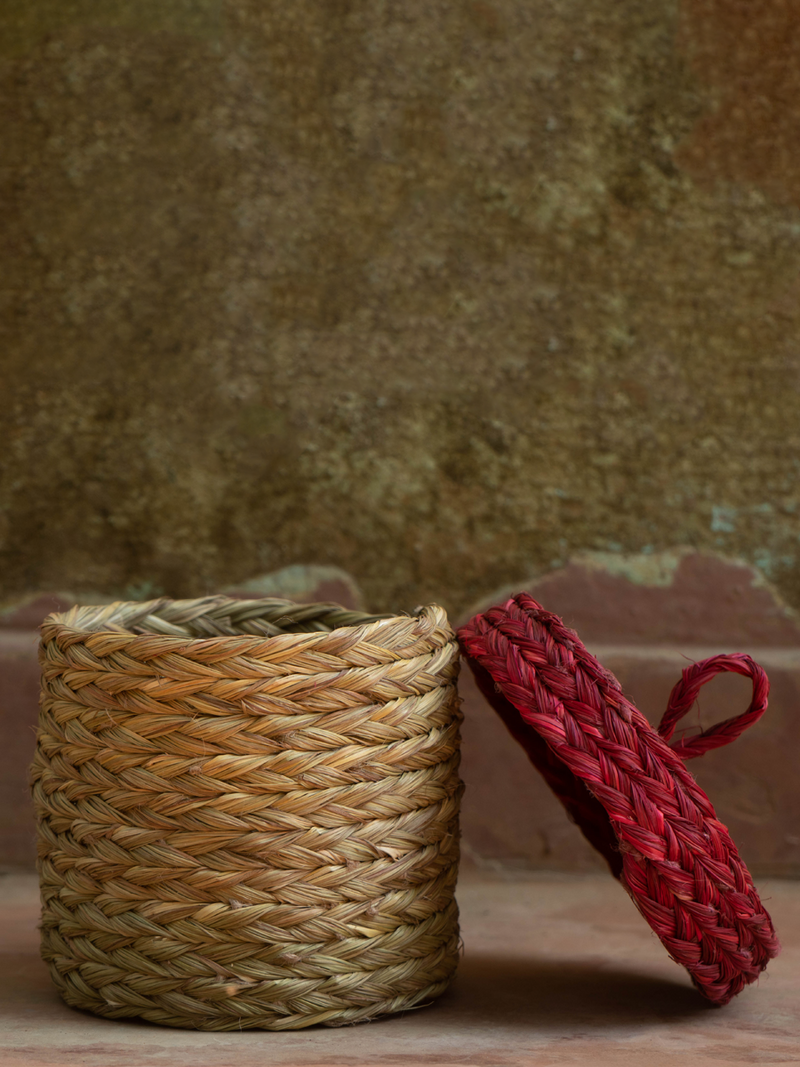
top-left (2, 867), bottom-right (798, 1067)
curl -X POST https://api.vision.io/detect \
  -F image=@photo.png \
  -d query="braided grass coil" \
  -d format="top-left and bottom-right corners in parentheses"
top-left (31, 596), bottom-right (463, 1030)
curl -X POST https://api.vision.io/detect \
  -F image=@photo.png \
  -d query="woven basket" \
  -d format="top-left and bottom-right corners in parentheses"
top-left (31, 596), bottom-right (463, 1030)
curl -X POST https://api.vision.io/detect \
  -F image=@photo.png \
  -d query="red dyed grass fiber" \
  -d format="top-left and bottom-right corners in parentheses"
top-left (458, 593), bottom-right (780, 1005)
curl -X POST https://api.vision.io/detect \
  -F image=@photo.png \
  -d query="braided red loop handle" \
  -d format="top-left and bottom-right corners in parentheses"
top-left (658, 654), bottom-right (770, 760)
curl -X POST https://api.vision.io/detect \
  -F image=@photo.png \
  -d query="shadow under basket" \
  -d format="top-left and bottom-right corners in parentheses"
top-left (31, 596), bottom-right (463, 1030)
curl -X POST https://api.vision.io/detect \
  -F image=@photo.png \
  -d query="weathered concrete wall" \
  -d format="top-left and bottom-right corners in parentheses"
top-left (2, 1), bottom-right (800, 619)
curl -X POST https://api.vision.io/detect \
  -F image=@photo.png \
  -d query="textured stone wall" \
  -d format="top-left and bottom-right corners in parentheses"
top-left (2, 0), bottom-right (800, 619)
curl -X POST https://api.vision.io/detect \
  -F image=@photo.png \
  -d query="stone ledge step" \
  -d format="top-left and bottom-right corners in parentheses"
top-left (4, 628), bottom-right (799, 874)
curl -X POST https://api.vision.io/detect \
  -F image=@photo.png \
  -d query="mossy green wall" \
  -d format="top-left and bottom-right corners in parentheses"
top-left (2, 1), bottom-right (800, 617)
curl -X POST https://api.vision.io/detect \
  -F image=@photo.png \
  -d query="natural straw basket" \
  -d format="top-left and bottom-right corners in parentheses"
top-left (31, 596), bottom-right (463, 1030)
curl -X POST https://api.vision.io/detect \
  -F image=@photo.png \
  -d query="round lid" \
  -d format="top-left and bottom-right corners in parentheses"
top-left (458, 592), bottom-right (780, 1005)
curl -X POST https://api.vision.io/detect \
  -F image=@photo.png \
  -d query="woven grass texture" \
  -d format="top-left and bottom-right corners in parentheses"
top-left (31, 596), bottom-right (463, 1030)
top-left (459, 593), bottom-right (779, 1005)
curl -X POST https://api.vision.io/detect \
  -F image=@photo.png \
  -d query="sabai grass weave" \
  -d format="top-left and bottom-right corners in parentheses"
top-left (31, 596), bottom-right (463, 1030)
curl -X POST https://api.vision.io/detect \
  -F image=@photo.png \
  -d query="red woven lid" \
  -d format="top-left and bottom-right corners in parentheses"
top-left (458, 592), bottom-right (779, 1004)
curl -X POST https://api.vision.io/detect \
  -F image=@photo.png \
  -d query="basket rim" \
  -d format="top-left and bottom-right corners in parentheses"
top-left (39, 595), bottom-right (452, 656)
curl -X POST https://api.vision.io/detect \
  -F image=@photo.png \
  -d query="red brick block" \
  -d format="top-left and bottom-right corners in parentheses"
top-left (0, 631), bottom-right (40, 868)
top-left (459, 552), bottom-right (800, 876)
top-left (460, 645), bottom-right (800, 876)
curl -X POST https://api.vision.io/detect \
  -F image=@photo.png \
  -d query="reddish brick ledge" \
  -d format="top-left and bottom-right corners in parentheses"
top-left (3, 554), bottom-right (799, 875)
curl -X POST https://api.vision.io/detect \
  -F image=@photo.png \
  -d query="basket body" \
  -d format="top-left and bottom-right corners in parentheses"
top-left (31, 597), bottom-right (462, 1030)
